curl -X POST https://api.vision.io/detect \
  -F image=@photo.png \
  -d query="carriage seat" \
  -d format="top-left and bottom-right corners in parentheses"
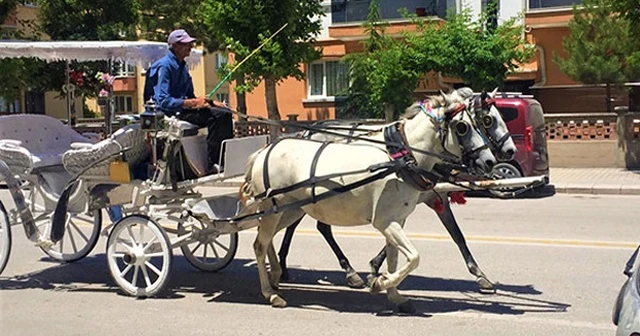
top-left (0, 114), bottom-right (95, 176)
top-left (62, 124), bottom-right (150, 177)
top-left (176, 119), bottom-right (203, 137)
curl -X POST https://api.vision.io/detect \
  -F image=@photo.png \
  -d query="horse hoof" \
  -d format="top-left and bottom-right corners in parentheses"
top-left (270, 294), bottom-right (287, 308)
top-left (368, 276), bottom-right (385, 294)
top-left (476, 277), bottom-right (495, 293)
top-left (346, 272), bottom-right (365, 288)
top-left (397, 301), bottom-right (416, 315)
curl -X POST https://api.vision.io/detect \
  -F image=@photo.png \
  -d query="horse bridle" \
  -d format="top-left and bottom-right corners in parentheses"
top-left (425, 102), bottom-right (490, 166)
top-left (471, 95), bottom-right (512, 155)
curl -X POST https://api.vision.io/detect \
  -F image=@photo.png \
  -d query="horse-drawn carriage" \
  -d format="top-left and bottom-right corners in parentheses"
top-left (0, 41), bottom-right (549, 309)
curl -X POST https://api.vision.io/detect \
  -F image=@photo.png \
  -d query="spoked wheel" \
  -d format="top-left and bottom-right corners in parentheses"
top-left (0, 201), bottom-right (12, 274)
top-left (24, 182), bottom-right (102, 262)
top-left (178, 216), bottom-right (238, 272)
top-left (106, 215), bottom-right (173, 297)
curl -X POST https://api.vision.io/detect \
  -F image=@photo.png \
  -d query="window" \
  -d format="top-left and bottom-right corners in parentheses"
top-left (528, 0), bottom-right (580, 9)
top-left (307, 60), bottom-right (349, 98)
top-left (215, 53), bottom-right (227, 70)
top-left (114, 95), bottom-right (133, 113)
top-left (216, 93), bottom-right (229, 104)
top-left (0, 97), bottom-right (20, 114)
top-left (114, 61), bottom-right (136, 77)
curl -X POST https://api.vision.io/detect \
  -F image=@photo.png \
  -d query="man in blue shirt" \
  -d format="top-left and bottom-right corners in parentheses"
top-left (144, 29), bottom-right (233, 173)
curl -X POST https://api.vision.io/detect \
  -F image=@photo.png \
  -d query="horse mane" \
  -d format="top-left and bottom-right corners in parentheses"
top-left (402, 95), bottom-right (444, 119)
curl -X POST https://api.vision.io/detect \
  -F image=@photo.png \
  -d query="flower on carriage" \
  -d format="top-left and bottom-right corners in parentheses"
top-left (69, 70), bottom-right (85, 87)
top-left (95, 71), bottom-right (115, 97)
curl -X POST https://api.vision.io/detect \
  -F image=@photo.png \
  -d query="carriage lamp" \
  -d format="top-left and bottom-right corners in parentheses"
top-left (140, 99), bottom-right (165, 131)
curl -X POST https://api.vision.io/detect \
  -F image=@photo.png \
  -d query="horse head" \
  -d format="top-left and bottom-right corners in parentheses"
top-left (406, 94), bottom-right (496, 174)
top-left (470, 88), bottom-right (517, 162)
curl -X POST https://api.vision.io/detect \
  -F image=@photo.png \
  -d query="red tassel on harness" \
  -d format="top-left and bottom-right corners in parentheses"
top-left (432, 197), bottom-right (445, 214)
top-left (449, 191), bottom-right (467, 205)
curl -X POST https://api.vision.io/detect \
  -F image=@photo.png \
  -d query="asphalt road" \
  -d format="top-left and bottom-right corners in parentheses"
top-left (0, 189), bottom-right (638, 336)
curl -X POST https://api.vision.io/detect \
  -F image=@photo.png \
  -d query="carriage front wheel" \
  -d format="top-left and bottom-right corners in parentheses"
top-left (106, 215), bottom-right (173, 297)
top-left (177, 216), bottom-right (238, 272)
top-left (0, 201), bottom-right (12, 275)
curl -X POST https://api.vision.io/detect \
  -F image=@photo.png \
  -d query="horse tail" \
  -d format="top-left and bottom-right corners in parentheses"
top-left (239, 147), bottom-right (263, 205)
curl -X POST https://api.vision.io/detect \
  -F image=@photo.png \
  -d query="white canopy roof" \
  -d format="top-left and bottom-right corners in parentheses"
top-left (0, 40), bottom-right (203, 66)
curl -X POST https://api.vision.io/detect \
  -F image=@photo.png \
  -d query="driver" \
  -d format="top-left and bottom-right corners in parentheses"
top-left (143, 29), bottom-right (234, 173)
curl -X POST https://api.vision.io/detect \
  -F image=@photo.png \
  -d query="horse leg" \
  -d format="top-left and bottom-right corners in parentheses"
top-left (427, 195), bottom-right (494, 292)
top-left (316, 221), bottom-right (365, 288)
top-left (267, 242), bottom-right (282, 290)
top-left (384, 242), bottom-right (415, 314)
top-left (253, 213), bottom-right (287, 308)
top-left (368, 246), bottom-right (387, 285)
top-left (277, 216), bottom-right (303, 282)
top-left (370, 220), bottom-right (419, 308)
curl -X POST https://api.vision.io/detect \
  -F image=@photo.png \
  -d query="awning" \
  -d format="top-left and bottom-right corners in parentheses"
top-left (0, 40), bottom-right (203, 66)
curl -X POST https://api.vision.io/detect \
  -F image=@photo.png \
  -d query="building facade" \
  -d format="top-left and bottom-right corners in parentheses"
top-left (233, 0), bottom-right (622, 120)
top-left (2, 1), bottom-right (616, 121)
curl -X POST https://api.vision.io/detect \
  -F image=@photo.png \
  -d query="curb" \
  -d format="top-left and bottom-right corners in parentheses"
top-left (552, 183), bottom-right (640, 196)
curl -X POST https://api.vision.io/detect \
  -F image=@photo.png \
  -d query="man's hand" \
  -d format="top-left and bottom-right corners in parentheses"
top-left (210, 100), bottom-right (228, 108)
top-left (183, 96), bottom-right (208, 109)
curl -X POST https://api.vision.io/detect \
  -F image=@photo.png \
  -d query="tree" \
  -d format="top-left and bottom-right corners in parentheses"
top-left (344, 1), bottom-right (425, 120)
top-left (38, 0), bottom-right (140, 41)
top-left (137, 0), bottom-right (221, 52)
top-left (554, 0), bottom-right (634, 112)
top-left (199, 0), bottom-right (323, 134)
top-left (414, 6), bottom-right (535, 91)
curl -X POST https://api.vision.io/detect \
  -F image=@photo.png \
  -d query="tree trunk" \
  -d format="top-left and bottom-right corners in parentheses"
top-left (384, 103), bottom-right (394, 123)
top-left (606, 83), bottom-right (612, 113)
top-left (235, 73), bottom-right (247, 122)
top-left (264, 77), bottom-right (281, 138)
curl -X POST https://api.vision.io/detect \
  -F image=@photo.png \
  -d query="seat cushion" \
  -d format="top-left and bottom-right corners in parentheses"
top-left (63, 125), bottom-right (150, 177)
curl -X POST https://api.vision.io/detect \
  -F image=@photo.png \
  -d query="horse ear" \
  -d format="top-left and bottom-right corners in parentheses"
top-left (490, 87), bottom-right (498, 98)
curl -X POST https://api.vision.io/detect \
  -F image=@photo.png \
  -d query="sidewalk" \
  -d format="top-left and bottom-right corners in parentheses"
top-left (211, 168), bottom-right (640, 196)
top-left (550, 167), bottom-right (640, 195)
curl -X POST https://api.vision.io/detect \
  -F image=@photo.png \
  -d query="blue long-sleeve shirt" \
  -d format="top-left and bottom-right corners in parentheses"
top-left (143, 50), bottom-right (195, 115)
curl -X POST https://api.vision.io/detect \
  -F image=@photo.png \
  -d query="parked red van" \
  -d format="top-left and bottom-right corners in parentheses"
top-left (492, 95), bottom-right (549, 178)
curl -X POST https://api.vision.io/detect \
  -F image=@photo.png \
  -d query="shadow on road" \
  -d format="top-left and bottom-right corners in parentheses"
top-left (0, 254), bottom-right (569, 316)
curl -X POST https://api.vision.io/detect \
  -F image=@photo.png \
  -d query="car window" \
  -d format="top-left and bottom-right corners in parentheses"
top-left (528, 103), bottom-right (545, 129)
top-left (497, 107), bottom-right (518, 123)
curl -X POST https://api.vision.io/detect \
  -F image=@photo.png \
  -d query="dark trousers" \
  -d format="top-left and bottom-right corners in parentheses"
top-left (178, 106), bottom-right (234, 170)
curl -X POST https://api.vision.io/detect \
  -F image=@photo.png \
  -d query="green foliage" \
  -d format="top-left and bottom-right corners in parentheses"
top-left (344, 1), bottom-right (533, 118)
top-left (414, 6), bottom-right (534, 91)
top-left (554, 0), bottom-right (635, 85)
top-left (137, 0), bottom-right (221, 52)
top-left (37, 0), bottom-right (140, 40)
top-left (343, 1), bottom-right (423, 118)
top-left (198, 0), bottom-right (323, 92)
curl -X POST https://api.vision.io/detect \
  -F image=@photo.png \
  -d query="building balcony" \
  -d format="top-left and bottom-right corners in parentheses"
top-left (112, 77), bottom-right (136, 92)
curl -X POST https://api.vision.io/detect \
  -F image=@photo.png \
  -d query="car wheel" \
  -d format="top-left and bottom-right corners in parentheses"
top-left (488, 162), bottom-right (523, 197)
top-left (491, 162), bottom-right (522, 179)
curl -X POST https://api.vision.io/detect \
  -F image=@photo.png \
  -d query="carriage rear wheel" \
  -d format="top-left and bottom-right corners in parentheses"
top-left (106, 215), bottom-right (173, 297)
top-left (0, 201), bottom-right (12, 275)
top-left (23, 182), bottom-right (102, 262)
top-left (177, 217), bottom-right (238, 272)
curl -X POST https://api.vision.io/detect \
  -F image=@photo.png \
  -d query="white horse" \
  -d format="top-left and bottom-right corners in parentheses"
top-left (239, 93), bottom-right (496, 311)
top-left (276, 87), bottom-right (518, 292)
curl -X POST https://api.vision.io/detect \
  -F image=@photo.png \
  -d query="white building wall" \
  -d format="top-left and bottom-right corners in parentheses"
top-left (316, 1), bottom-right (332, 39)
top-left (499, 0), bottom-right (525, 24)
top-left (457, 0), bottom-right (482, 20)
